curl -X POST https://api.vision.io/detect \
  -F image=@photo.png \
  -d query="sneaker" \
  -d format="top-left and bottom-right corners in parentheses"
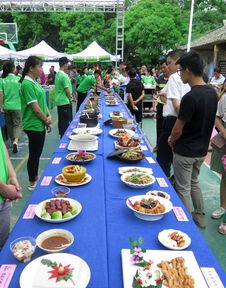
top-left (12, 142), bottom-right (18, 153)
top-left (218, 222), bottom-right (226, 234)
top-left (28, 182), bottom-right (37, 191)
top-left (192, 212), bottom-right (206, 228)
top-left (211, 207), bottom-right (225, 219)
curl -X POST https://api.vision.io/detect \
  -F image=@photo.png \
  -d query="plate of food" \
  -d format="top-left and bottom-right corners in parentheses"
top-left (35, 198), bottom-right (82, 223)
top-left (126, 195), bottom-right (173, 221)
top-left (116, 150), bottom-right (145, 163)
top-left (115, 136), bottom-right (141, 151)
top-left (158, 229), bottom-right (191, 250)
top-left (105, 100), bottom-right (118, 105)
top-left (66, 152), bottom-right (96, 163)
top-left (121, 172), bottom-right (155, 188)
top-left (20, 253), bottom-right (91, 288)
top-left (109, 129), bottom-right (135, 138)
top-left (146, 190), bottom-right (170, 200)
top-left (55, 173), bottom-right (92, 186)
top-left (118, 166), bottom-right (153, 175)
top-left (72, 127), bottom-right (103, 135)
top-left (121, 249), bottom-right (208, 288)
top-left (109, 111), bottom-right (123, 118)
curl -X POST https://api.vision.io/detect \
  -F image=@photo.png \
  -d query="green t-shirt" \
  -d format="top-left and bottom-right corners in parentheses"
top-left (0, 130), bottom-right (8, 203)
top-left (20, 77), bottom-right (48, 131)
top-left (54, 71), bottom-right (72, 106)
top-left (0, 74), bottom-right (21, 110)
top-left (77, 76), bottom-right (96, 94)
top-left (141, 75), bottom-right (156, 85)
top-left (76, 75), bottom-right (87, 86)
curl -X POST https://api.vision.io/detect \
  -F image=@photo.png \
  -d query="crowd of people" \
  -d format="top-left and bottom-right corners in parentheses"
top-left (0, 50), bottom-right (226, 250)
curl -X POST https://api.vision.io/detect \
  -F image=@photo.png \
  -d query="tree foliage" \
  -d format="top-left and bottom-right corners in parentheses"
top-left (0, 0), bottom-right (225, 65)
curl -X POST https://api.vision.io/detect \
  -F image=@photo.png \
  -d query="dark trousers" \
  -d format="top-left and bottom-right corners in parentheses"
top-left (156, 116), bottom-right (177, 177)
top-left (57, 104), bottom-right (73, 138)
top-left (25, 130), bottom-right (46, 182)
top-left (156, 103), bottom-right (164, 146)
top-left (76, 91), bottom-right (87, 112)
top-left (127, 101), bottom-right (143, 124)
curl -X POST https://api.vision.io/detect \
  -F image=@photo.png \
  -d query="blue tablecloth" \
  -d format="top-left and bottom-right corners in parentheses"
top-left (0, 92), bottom-right (226, 288)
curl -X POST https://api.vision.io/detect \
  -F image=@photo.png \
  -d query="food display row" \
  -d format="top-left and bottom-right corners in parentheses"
top-left (0, 91), bottom-right (225, 288)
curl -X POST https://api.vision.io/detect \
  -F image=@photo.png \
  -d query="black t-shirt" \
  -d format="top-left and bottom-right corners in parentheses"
top-left (126, 78), bottom-right (144, 101)
top-left (174, 85), bottom-right (218, 157)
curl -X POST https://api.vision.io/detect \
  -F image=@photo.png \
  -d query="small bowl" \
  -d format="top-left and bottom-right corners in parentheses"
top-left (51, 187), bottom-right (70, 198)
top-left (10, 236), bottom-right (36, 262)
top-left (146, 190), bottom-right (171, 200)
top-left (121, 172), bottom-right (155, 188)
top-left (36, 229), bottom-right (74, 253)
top-left (126, 195), bottom-right (173, 221)
top-left (62, 165), bottom-right (86, 182)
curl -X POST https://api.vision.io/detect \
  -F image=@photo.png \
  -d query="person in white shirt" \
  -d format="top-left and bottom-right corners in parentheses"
top-left (157, 50), bottom-right (190, 178)
top-left (210, 67), bottom-right (225, 91)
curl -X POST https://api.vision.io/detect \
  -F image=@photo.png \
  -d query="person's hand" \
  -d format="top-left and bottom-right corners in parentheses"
top-left (46, 124), bottom-right (52, 133)
top-left (168, 136), bottom-right (174, 149)
top-left (1, 183), bottom-right (22, 201)
top-left (45, 116), bottom-right (51, 126)
top-left (158, 92), bottom-right (167, 103)
top-left (132, 105), bottom-right (138, 111)
top-left (8, 176), bottom-right (21, 192)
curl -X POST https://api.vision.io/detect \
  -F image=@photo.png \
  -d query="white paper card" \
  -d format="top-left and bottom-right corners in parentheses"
top-left (146, 156), bottom-right (155, 164)
top-left (52, 157), bottom-right (61, 164)
top-left (201, 267), bottom-right (224, 288)
top-left (141, 145), bottom-right (148, 151)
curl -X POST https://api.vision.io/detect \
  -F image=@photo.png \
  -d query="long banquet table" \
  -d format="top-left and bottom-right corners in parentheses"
top-left (0, 92), bottom-right (226, 288)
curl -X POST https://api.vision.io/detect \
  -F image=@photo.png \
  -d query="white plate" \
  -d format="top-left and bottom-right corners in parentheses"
top-left (118, 166), bottom-right (153, 175)
top-left (55, 173), bottom-right (92, 186)
top-left (105, 102), bottom-right (118, 106)
top-left (121, 172), bottom-right (155, 188)
top-left (158, 229), bottom-right (191, 250)
top-left (35, 198), bottom-right (82, 223)
top-left (115, 141), bottom-right (142, 151)
top-left (109, 112), bottom-right (123, 118)
top-left (121, 249), bottom-right (208, 288)
top-left (67, 140), bottom-right (98, 151)
top-left (108, 129), bottom-right (135, 138)
top-left (146, 190), bottom-right (171, 200)
top-left (72, 127), bottom-right (103, 135)
top-left (126, 195), bottom-right (173, 221)
top-left (20, 253), bottom-right (91, 288)
top-left (66, 152), bottom-right (96, 163)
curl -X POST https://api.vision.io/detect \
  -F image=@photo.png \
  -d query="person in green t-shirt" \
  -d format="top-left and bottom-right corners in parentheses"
top-left (0, 62), bottom-right (22, 153)
top-left (76, 70), bottom-right (109, 112)
top-left (0, 129), bottom-right (22, 248)
top-left (54, 57), bottom-right (73, 138)
top-left (20, 56), bottom-right (52, 191)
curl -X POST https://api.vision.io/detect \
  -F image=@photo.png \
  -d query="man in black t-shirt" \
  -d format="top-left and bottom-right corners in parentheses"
top-left (126, 68), bottom-right (144, 124)
top-left (168, 51), bottom-right (218, 228)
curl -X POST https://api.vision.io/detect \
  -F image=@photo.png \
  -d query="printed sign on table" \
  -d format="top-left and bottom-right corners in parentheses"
top-left (59, 143), bottom-right (67, 149)
top-left (23, 204), bottom-right (37, 219)
top-left (0, 264), bottom-right (17, 288)
top-left (146, 157), bottom-right (156, 164)
top-left (173, 206), bottom-right (189, 222)
top-left (141, 145), bottom-right (148, 151)
top-left (52, 157), bottom-right (61, 164)
top-left (40, 176), bottom-right (52, 186)
top-left (66, 132), bottom-right (72, 136)
top-left (201, 267), bottom-right (224, 288)
top-left (156, 177), bottom-right (168, 187)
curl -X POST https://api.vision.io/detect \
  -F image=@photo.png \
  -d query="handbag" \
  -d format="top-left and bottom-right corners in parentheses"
top-left (211, 133), bottom-right (226, 154)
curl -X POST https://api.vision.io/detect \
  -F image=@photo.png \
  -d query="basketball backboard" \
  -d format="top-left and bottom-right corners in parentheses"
top-left (0, 23), bottom-right (18, 43)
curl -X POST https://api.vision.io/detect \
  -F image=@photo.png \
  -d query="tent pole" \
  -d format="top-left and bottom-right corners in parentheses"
top-left (187, 0), bottom-right (195, 52)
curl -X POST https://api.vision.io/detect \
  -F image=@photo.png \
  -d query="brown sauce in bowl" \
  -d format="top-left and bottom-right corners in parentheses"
top-left (41, 235), bottom-right (70, 250)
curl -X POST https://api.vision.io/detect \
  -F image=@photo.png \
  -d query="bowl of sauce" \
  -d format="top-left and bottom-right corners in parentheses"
top-left (36, 229), bottom-right (74, 253)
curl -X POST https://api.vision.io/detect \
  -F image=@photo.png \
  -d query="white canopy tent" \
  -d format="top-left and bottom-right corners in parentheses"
top-left (0, 45), bottom-right (26, 59)
top-left (17, 40), bottom-right (66, 60)
top-left (69, 41), bottom-right (120, 62)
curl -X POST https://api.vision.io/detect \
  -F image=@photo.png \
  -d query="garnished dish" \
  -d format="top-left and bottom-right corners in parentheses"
top-left (121, 238), bottom-right (208, 288)
top-left (115, 136), bottom-right (141, 151)
top-left (36, 229), bottom-right (74, 253)
top-left (109, 111), bottom-right (123, 118)
top-left (117, 150), bottom-right (145, 163)
top-left (121, 172), bottom-right (155, 188)
top-left (108, 129), bottom-right (135, 138)
top-left (62, 165), bottom-right (86, 182)
top-left (55, 173), bottom-right (92, 186)
top-left (105, 100), bottom-right (118, 105)
top-left (158, 229), bottom-right (191, 250)
top-left (66, 151), bottom-right (96, 163)
top-left (19, 253), bottom-right (91, 288)
top-left (146, 190), bottom-right (170, 200)
top-left (35, 198), bottom-right (82, 223)
top-left (118, 166), bottom-right (153, 175)
top-left (72, 127), bottom-right (103, 135)
top-left (126, 195), bottom-right (173, 221)
top-left (10, 237), bottom-right (36, 262)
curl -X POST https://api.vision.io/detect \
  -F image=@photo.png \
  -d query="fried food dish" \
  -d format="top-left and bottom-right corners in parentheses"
top-left (133, 198), bottom-right (165, 214)
top-left (113, 130), bottom-right (130, 137)
top-left (169, 231), bottom-right (185, 247)
top-left (116, 136), bottom-right (140, 148)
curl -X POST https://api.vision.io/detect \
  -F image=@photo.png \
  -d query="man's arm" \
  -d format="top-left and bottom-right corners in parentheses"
top-left (168, 119), bottom-right (186, 148)
top-left (134, 90), bottom-right (145, 105)
top-left (171, 98), bottom-right (181, 115)
top-left (64, 87), bottom-right (72, 102)
top-left (215, 116), bottom-right (226, 139)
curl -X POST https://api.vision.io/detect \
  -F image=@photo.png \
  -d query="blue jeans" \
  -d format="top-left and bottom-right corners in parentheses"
top-left (0, 201), bottom-right (11, 249)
